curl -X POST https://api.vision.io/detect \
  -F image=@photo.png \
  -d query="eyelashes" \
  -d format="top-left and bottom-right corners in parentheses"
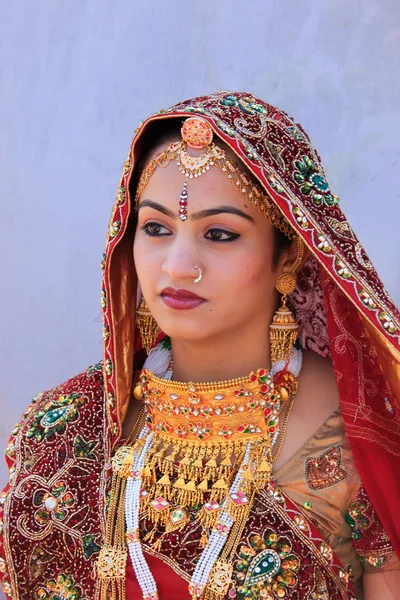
top-left (140, 222), bottom-right (240, 243)
top-left (141, 223), bottom-right (169, 237)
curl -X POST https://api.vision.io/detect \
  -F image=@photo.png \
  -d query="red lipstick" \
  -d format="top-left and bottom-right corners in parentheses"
top-left (160, 288), bottom-right (206, 310)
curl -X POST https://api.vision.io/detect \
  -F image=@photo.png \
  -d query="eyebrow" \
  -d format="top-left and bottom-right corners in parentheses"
top-left (138, 199), bottom-right (255, 223)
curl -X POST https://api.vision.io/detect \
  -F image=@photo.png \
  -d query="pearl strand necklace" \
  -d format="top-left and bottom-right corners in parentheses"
top-left (125, 429), bottom-right (158, 600)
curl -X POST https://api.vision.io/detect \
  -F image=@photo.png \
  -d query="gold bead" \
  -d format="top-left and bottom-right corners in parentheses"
top-left (134, 384), bottom-right (143, 400)
top-left (279, 387), bottom-right (290, 403)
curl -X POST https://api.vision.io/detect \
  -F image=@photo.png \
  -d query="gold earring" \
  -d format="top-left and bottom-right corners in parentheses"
top-left (269, 237), bottom-right (305, 362)
top-left (136, 296), bottom-right (159, 353)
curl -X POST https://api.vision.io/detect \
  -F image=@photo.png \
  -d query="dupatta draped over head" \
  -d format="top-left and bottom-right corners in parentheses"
top-left (1, 91), bottom-right (399, 599)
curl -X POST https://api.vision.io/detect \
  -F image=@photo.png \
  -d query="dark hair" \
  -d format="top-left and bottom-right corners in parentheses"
top-left (130, 119), bottom-right (292, 268)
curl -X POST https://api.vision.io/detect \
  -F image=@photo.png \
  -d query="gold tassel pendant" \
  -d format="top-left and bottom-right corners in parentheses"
top-left (152, 506), bottom-right (189, 551)
top-left (269, 301), bottom-right (298, 362)
top-left (136, 296), bottom-right (159, 353)
top-left (227, 491), bottom-right (250, 521)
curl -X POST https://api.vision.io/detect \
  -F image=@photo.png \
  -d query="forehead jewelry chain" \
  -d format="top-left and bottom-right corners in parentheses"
top-left (193, 265), bottom-right (203, 283)
top-left (179, 182), bottom-right (188, 221)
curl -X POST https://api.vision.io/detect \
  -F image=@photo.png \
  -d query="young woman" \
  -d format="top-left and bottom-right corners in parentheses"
top-left (1, 91), bottom-right (399, 600)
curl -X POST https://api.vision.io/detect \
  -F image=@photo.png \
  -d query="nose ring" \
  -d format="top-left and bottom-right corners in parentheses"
top-left (193, 265), bottom-right (203, 284)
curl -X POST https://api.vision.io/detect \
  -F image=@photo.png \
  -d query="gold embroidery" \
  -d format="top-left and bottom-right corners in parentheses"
top-left (305, 445), bottom-right (346, 491)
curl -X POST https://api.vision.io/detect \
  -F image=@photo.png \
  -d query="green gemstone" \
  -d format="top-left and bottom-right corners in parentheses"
top-left (244, 549), bottom-right (281, 586)
top-left (310, 173), bottom-right (329, 191)
top-left (40, 406), bottom-right (71, 428)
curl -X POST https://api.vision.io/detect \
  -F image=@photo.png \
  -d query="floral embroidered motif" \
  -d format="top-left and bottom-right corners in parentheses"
top-left (235, 530), bottom-right (300, 599)
top-left (33, 480), bottom-right (75, 525)
top-left (267, 174), bottom-right (285, 194)
top-left (345, 500), bottom-right (370, 540)
top-left (73, 435), bottom-right (99, 460)
top-left (335, 259), bottom-right (351, 279)
top-left (220, 94), bottom-right (267, 116)
top-left (35, 573), bottom-right (87, 599)
top-left (379, 312), bottom-right (398, 334)
top-left (305, 445), bottom-right (347, 491)
top-left (26, 393), bottom-right (86, 442)
top-left (317, 235), bottom-right (332, 253)
top-left (359, 290), bottom-right (377, 309)
top-left (292, 206), bottom-right (309, 229)
top-left (108, 220), bottom-right (121, 238)
top-left (292, 155), bottom-right (339, 207)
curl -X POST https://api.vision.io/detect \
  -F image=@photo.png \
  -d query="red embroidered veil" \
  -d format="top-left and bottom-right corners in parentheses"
top-left (108, 91), bottom-right (400, 552)
top-left (0, 91), bottom-right (399, 599)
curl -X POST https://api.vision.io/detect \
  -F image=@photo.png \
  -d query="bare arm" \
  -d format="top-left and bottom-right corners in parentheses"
top-left (363, 571), bottom-right (399, 600)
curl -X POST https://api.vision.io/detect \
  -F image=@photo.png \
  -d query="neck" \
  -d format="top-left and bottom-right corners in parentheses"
top-left (170, 320), bottom-right (272, 383)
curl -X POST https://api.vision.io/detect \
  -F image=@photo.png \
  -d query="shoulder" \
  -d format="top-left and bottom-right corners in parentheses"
top-left (0, 362), bottom-right (108, 598)
top-left (4, 361), bottom-right (105, 470)
top-left (299, 351), bottom-right (339, 405)
top-left (292, 350), bottom-right (339, 429)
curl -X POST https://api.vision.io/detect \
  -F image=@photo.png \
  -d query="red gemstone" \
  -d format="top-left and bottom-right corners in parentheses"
top-left (259, 369), bottom-right (265, 376)
top-left (260, 384), bottom-right (268, 393)
top-left (250, 374), bottom-right (257, 382)
top-left (264, 408), bottom-right (271, 417)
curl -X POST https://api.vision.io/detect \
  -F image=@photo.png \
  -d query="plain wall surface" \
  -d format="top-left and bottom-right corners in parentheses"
top-left (1, 0), bottom-right (400, 596)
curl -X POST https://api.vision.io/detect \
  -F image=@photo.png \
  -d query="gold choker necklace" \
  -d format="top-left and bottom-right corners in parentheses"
top-left (132, 366), bottom-right (298, 547)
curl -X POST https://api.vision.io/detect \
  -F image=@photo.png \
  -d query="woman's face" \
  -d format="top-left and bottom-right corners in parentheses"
top-left (134, 144), bottom-right (287, 345)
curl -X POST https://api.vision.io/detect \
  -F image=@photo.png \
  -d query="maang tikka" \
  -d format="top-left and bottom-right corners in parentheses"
top-left (269, 236), bottom-right (305, 362)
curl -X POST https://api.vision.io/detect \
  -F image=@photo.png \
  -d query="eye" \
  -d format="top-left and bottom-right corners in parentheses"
top-left (141, 222), bottom-right (172, 237)
top-left (205, 228), bottom-right (240, 243)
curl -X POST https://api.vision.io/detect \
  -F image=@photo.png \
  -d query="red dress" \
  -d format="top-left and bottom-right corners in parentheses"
top-left (126, 553), bottom-right (191, 599)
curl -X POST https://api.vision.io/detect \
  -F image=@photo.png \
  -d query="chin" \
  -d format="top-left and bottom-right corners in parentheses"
top-left (157, 319), bottom-right (216, 343)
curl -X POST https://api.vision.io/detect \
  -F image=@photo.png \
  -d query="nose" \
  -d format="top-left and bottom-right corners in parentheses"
top-left (161, 236), bottom-right (199, 283)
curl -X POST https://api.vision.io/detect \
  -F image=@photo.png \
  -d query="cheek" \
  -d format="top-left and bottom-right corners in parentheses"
top-left (232, 255), bottom-right (273, 290)
top-left (133, 234), bottom-right (158, 285)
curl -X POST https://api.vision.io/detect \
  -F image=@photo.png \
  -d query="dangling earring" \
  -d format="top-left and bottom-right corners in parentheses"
top-left (136, 296), bottom-right (159, 353)
top-left (269, 236), bottom-right (305, 362)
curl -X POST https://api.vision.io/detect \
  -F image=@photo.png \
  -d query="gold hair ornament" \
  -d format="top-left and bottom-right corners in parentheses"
top-left (135, 117), bottom-right (294, 239)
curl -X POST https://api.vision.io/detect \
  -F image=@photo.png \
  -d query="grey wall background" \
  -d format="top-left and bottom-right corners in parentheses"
top-left (1, 0), bottom-right (400, 595)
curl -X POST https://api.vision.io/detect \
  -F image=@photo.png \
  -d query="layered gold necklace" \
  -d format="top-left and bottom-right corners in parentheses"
top-left (97, 358), bottom-right (300, 600)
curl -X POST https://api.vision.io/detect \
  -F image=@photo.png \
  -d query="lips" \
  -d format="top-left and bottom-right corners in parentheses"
top-left (161, 288), bottom-right (205, 300)
top-left (160, 288), bottom-right (206, 310)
